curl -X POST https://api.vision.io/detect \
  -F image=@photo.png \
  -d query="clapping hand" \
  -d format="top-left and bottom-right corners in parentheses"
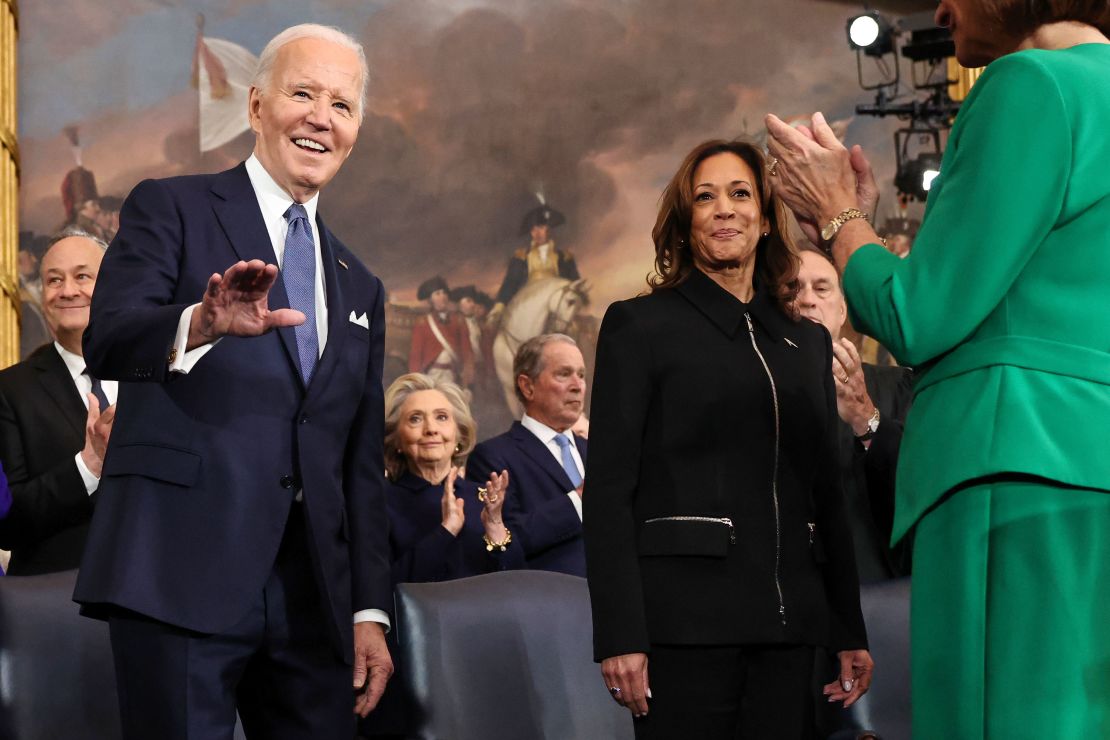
top-left (80, 394), bottom-right (116, 478)
top-left (831, 338), bottom-right (877, 437)
top-left (765, 112), bottom-right (878, 247)
top-left (479, 470), bottom-right (508, 521)
top-left (439, 467), bottom-right (466, 536)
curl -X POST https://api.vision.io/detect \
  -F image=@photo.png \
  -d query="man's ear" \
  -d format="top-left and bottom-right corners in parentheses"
top-left (247, 87), bottom-right (263, 134)
top-left (517, 374), bottom-right (534, 401)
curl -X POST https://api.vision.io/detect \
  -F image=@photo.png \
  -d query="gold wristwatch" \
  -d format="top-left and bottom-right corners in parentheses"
top-left (820, 208), bottom-right (870, 242)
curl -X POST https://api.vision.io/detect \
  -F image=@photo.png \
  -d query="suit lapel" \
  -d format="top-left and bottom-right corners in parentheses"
top-left (304, 218), bottom-right (349, 401)
top-left (509, 422), bottom-right (575, 491)
top-left (208, 164), bottom-right (301, 382)
top-left (32, 346), bottom-right (87, 439)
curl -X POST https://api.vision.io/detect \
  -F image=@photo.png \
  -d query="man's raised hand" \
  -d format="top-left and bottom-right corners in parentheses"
top-left (187, 260), bottom-right (306, 349)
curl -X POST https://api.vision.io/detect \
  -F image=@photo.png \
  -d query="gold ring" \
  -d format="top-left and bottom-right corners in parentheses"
top-left (768, 157), bottom-right (779, 176)
top-left (477, 487), bottom-right (488, 502)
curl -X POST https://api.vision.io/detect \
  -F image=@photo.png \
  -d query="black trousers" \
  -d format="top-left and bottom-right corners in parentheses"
top-left (108, 505), bottom-right (355, 740)
top-left (634, 644), bottom-right (817, 740)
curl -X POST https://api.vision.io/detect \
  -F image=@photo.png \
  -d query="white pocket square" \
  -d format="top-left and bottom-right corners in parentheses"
top-left (349, 311), bottom-right (369, 329)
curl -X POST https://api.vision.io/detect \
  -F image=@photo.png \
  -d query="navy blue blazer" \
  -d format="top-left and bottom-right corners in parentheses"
top-left (73, 163), bottom-right (391, 662)
top-left (466, 422), bottom-right (587, 576)
top-left (387, 471), bottom-right (524, 583)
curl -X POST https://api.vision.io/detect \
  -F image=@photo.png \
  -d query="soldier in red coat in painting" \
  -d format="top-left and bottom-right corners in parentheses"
top-left (409, 276), bottom-right (474, 388)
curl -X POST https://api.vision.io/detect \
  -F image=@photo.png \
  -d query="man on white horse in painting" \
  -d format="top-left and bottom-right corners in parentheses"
top-left (491, 197), bottom-right (580, 316)
top-left (491, 276), bottom-right (589, 418)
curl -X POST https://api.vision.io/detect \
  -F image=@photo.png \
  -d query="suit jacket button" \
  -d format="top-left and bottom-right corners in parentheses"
top-left (299, 415), bottom-right (308, 424)
top-left (280, 475), bottom-right (295, 489)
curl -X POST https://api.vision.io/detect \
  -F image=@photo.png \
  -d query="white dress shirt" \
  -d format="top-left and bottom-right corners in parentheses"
top-left (170, 154), bottom-right (328, 373)
top-left (54, 342), bottom-right (118, 495)
top-left (166, 154), bottom-right (388, 630)
top-left (520, 414), bottom-right (585, 521)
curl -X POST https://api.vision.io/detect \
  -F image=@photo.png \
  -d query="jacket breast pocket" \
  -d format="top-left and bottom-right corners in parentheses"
top-left (638, 517), bottom-right (734, 558)
top-left (102, 444), bottom-right (201, 487)
top-left (347, 322), bottom-right (370, 344)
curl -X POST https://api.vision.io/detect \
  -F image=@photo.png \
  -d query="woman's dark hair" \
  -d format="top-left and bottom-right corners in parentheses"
top-left (648, 139), bottom-right (799, 312)
top-left (984, 0), bottom-right (1110, 37)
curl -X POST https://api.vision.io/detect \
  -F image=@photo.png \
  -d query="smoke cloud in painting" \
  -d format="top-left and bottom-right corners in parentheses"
top-left (327, 0), bottom-right (882, 301)
top-left (19, 0), bottom-right (906, 307)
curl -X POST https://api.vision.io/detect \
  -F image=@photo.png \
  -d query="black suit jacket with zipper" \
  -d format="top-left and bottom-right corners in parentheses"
top-left (584, 269), bottom-right (867, 661)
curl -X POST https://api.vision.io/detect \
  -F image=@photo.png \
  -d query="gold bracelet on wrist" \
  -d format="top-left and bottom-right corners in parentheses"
top-left (483, 527), bottom-right (512, 552)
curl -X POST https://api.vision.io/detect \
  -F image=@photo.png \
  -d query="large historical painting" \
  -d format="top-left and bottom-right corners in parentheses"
top-left (18, 0), bottom-right (911, 439)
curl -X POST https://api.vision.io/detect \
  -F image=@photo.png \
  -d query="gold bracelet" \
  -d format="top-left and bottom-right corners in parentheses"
top-left (483, 527), bottom-right (512, 552)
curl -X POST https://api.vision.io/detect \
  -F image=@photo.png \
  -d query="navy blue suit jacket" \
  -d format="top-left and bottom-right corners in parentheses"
top-left (387, 472), bottom-right (524, 584)
top-left (73, 163), bottom-right (391, 662)
top-left (466, 422), bottom-right (587, 576)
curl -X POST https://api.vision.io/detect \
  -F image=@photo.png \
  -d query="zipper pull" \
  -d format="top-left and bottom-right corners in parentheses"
top-left (779, 605), bottom-right (786, 625)
top-left (727, 521), bottom-right (736, 545)
top-left (808, 522), bottom-right (816, 546)
top-left (744, 312), bottom-right (754, 333)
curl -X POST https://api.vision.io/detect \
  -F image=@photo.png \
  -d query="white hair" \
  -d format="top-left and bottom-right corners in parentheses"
top-left (47, 225), bottom-right (109, 252)
top-left (251, 24), bottom-right (369, 119)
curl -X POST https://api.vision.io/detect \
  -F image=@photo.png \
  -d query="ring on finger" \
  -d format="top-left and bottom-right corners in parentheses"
top-left (768, 157), bottom-right (779, 176)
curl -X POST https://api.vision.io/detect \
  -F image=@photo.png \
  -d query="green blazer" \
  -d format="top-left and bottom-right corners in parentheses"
top-left (844, 45), bottom-right (1110, 541)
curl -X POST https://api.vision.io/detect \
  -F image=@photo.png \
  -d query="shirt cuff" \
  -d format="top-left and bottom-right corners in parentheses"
top-left (170, 304), bottom-right (220, 374)
top-left (74, 452), bottom-right (100, 495)
top-left (567, 490), bottom-right (583, 521)
top-left (354, 609), bottom-right (391, 632)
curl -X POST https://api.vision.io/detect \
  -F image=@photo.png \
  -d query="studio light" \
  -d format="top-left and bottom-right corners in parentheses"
top-left (847, 12), bottom-right (894, 57)
top-left (922, 167), bottom-right (940, 191)
top-left (895, 152), bottom-right (943, 201)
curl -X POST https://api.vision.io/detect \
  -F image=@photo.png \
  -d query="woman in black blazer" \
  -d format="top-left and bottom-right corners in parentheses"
top-left (583, 140), bottom-right (871, 739)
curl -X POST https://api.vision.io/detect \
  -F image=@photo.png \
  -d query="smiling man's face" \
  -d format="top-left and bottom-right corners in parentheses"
top-left (40, 236), bottom-right (104, 353)
top-left (248, 36), bottom-right (363, 203)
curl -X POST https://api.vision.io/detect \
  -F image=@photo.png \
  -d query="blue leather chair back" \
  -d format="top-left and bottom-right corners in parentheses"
top-left (0, 570), bottom-right (121, 740)
top-left (829, 577), bottom-right (912, 740)
top-left (395, 570), bottom-right (634, 740)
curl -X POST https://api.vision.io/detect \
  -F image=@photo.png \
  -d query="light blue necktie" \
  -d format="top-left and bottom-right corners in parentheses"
top-left (283, 204), bottom-right (319, 384)
top-left (554, 434), bottom-right (583, 488)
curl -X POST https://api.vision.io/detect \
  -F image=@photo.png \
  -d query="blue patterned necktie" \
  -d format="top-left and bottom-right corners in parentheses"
top-left (554, 434), bottom-right (583, 488)
top-left (82, 368), bottom-right (111, 411)
top-left (283, 204), bottom-right (319, 384)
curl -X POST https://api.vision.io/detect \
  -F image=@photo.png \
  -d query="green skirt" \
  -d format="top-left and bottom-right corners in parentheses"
top-left (912, 480), bottom-right (1110, 739)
